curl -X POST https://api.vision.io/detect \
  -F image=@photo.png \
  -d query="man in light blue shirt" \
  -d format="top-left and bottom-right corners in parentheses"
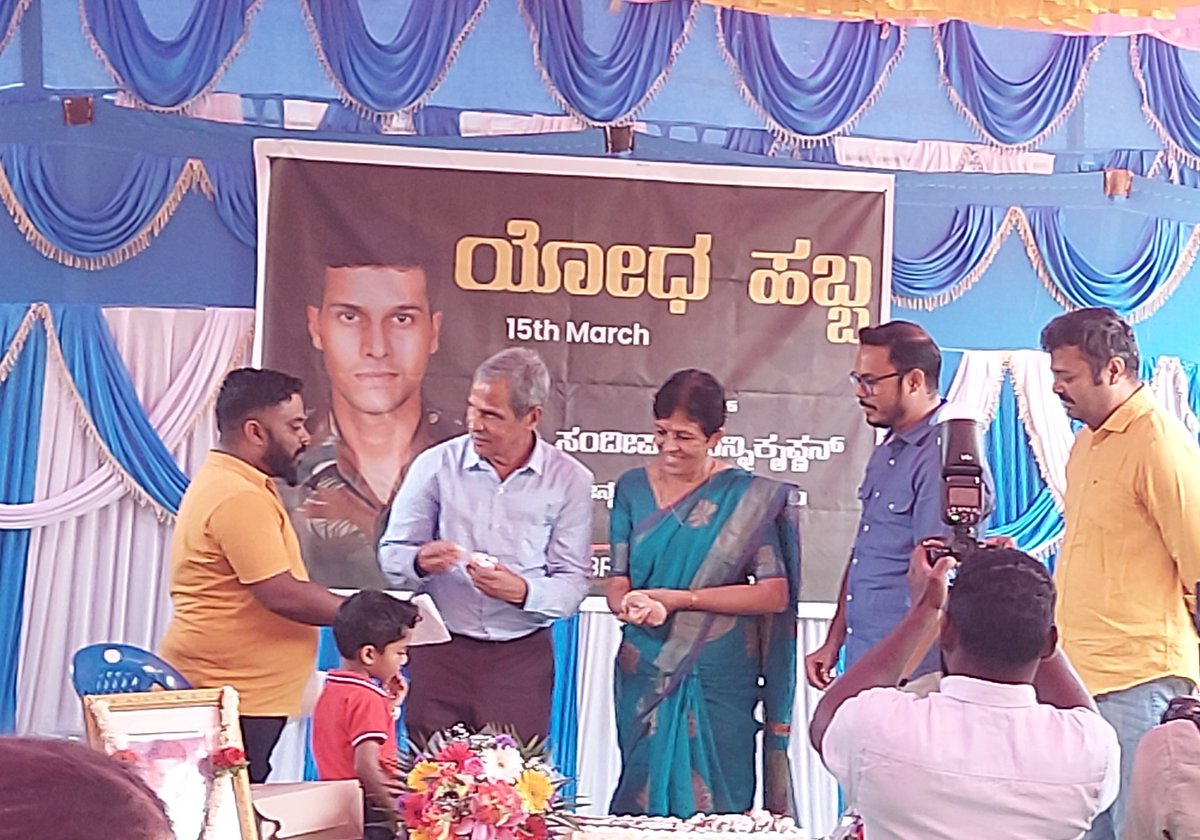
top-left (379, 347), bottom-right (593, 743)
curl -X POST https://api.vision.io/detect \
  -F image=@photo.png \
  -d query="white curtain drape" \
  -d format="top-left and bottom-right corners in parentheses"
top-left (946, 349), bottom-right (1076, 502)
top-left (15, 307), bottom-right (253, 736)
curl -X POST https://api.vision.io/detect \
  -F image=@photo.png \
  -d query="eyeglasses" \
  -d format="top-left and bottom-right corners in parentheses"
top-left (848, 371), bottom-right (903, 395)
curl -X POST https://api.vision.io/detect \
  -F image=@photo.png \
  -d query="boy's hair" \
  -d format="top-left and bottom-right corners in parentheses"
top-left (332, 590), bottom-right (420, 659)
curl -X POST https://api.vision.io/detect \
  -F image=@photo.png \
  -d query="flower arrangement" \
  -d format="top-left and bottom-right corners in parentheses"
top-left (400, 725), bottom-right (576, 840)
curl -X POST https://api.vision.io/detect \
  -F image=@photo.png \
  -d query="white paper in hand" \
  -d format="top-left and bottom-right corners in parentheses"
top-left (408, 592), bottom-right (452, 647)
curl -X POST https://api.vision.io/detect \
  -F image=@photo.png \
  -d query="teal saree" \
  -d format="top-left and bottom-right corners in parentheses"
top-left (608, 467), bottom-right (801, 818)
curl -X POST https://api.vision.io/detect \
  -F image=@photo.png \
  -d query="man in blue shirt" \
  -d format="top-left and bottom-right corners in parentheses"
top-left (805, 321), bottom-right (993, 688)
top-left (379, 347), bottom-right (593, 743)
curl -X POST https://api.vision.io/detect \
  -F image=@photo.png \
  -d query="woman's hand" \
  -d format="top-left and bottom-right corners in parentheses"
top-left (638, 588), bottom-right (694, 613)
top-left (620, 591), bottom-right (669, 626)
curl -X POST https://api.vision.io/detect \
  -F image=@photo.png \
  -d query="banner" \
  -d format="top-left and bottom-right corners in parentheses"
top-left (254, 140), bottom-right (892, 602)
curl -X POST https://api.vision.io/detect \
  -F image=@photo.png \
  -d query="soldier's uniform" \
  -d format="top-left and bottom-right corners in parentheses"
top-left (283, 407), bottom-right (457, 589)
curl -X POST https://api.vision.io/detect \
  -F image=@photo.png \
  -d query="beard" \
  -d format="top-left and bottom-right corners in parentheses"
top-left (263, 435), bottom-right (302, 486)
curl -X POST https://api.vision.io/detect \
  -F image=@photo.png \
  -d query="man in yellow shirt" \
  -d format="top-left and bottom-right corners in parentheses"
top-left (160, 369), bottom-right (345, 782)
top-left (1042, 307), bottom-right (1200, 840)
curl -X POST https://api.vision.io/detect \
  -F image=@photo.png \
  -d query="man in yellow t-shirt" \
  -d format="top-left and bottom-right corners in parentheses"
top-left (160, 368), bottom-right (345, 782)
top-left (1042, 307), bottom-right (1200, 840)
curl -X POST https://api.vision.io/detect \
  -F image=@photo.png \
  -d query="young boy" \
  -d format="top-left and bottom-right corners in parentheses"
top-left (312, 590), bottom-right (419, 840)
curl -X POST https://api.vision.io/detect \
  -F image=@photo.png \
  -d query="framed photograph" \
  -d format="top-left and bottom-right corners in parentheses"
top-left (83, 687), bottom-right (258, 840)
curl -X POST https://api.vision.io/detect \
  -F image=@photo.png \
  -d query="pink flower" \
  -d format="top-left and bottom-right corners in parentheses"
top-left (437, 741), bottom-right (477, 767)
top-left (470, 781), bottom-right (526, 827)
top-left (402, 792), bottom-right (428, 825)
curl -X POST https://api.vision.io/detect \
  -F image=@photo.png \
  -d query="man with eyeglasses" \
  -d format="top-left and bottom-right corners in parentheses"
top-left (805, 321), bottom-right (993, 690)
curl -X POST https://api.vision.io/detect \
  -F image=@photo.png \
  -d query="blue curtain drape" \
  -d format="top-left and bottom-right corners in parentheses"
top-left (717, 14), bottom-right (902, 143)
top-left (1025, 206), bottom-right (1194, 314)
top-left (53, 305), bottom-right (188, 513)
top-left (937, 22), bottom-right (1102, 147)
top-left (982, 379), bottom-right (1064, 567)
top-left (1, 145), bottom-right (190, 260)
top-left (1136, 36), bottom-right (1200, 165)
top-left (81, 0), bottom-right (260, 109)
top-left (940, 351), bottom-right (1063, 567)
top-left (550, 614), bottom-right (580, 797)
top-left (893, 204), bottom-right (1005, 303)
top-left (302, 0), bottom-right (485, 115)
top-left (519, 0), bottom-right (695, 125)
top-left (204, 157), bottom-right (256, 249)
top-left (0, 0), bottom-right (30, 56)
top-left (0, 306), bottom-right (46, 732)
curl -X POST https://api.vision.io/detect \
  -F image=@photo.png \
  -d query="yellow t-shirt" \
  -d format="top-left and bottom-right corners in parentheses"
top-left (159, 451), bottom-right (318, 716)
top-left (1057, 387), bottom-right (1200, 696)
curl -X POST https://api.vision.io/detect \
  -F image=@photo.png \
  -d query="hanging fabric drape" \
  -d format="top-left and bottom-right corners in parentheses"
top-left (1023, 205), bottom-right (1200, 320)
top-left (203, 157), bottom-right (256, 249)
top-left (893, 204), bottom-right (1012, 308)
top-left (1147, 355), bottom-right (1200, 437)
top-left (933, 22), bottom-right (1104, 149)
top-left (715, 12), bottom-right (903, 147)
top-left (50, 306), bottom-right (189, 516)
top-left (980, 379), bottom-right (1064, 563)
top-left (517, 0), bottom-right (697, 126)
top-left (0, 146), bottom-right (254, 268)
top-left (79, 0), bottom-right (262, 112)
top-left (0, 306), bottom-right (252, 529)
top-left (5, 307), bottom-right (250, 736)
top-left (892, 204), bottom-right (1200, 323)
top-left (0, 145), bottom-right (205, 269)
top-left (943, 349), bottom-right (1069, 560)
top-left (0, 305), bottom-right (45, 733)
top-left (1132, 34), bottom-right (1200, 171)
top-left (299, 0), bottom-right (487, 119)
top-left (0, 0), bottom-right (30, 57)
top-left (550, 614), bottom-right (580, 798)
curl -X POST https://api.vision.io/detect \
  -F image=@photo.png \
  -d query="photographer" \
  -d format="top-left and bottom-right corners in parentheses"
top-left (811, 542), bottom-right (1119, 840)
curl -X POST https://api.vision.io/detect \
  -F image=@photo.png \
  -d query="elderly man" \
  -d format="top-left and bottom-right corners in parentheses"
top-left (379, 347), bottom-right (593, 743)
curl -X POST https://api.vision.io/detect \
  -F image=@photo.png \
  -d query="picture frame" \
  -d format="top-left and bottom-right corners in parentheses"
top-left (83, 687), bottom-right (258, 840)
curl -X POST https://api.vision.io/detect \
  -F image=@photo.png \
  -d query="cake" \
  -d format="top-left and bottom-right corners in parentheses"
top-left (572, 811), bottom-right (810, 840)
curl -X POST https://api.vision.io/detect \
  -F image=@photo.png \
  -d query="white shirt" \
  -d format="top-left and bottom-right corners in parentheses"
top-left (822, 675), bottom-right (1120, 840)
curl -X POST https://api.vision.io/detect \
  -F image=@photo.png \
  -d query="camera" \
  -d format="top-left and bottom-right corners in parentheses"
top-left (927, 418), bottom-right (988, 565)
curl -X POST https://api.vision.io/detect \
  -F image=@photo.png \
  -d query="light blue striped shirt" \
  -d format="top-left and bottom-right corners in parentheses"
top-left (379, 434), bottom-right (594, 640)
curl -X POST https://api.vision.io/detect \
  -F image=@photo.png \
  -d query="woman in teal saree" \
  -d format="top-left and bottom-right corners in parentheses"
top-left (606, 370), bottom-right (801, 819)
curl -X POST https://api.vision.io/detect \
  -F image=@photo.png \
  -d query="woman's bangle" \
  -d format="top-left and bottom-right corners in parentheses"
top-left (689, 590), bottom-right (698, 610)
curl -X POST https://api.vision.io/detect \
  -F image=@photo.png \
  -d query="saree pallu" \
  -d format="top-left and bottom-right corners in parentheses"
top-left (609, 468), bottom-right (801, 818)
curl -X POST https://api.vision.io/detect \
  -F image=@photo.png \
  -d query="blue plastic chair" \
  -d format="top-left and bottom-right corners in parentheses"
top-left (71, 643), bottom-right (192, 696)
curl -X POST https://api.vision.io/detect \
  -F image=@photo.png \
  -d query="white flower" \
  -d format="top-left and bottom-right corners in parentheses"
top-left (482, 746), bottom-right (524, 783)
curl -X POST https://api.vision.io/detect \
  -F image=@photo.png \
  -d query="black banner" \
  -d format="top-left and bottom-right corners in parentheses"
top-left (257, 142), bottom-right (893, 601)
